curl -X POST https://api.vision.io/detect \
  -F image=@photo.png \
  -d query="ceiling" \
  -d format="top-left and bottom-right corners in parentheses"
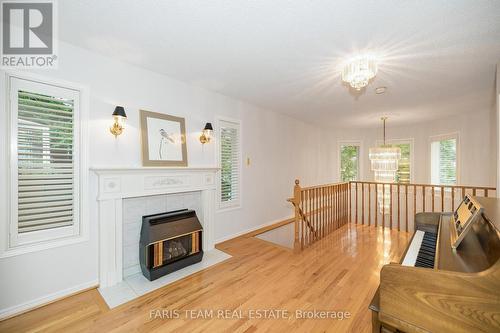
top-left (59, 1), bottom-right (500, 128)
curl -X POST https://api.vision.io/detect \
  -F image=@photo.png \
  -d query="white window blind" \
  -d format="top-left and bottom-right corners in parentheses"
top-left (340, 145), bottom-right (359, 182)
top-left (219, 120), bottom-right (241, 208)
top-left (431, 137), bottom-right (457, 185)
top-left (11, 78), bottom-right (80, 239)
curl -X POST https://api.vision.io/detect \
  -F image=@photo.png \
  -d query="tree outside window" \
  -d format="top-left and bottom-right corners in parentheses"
top-left (340, 145), bottom-right (359, 182)
top-left (375, 140), bottom-right (412, 184)
top-left (394, 143), bottom-right (411, 184)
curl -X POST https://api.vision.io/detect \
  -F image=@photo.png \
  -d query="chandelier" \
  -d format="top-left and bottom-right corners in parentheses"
top-left (341, 56), bottom-right (377, 90)
top-left (369, 117), bottom-right (401, 214)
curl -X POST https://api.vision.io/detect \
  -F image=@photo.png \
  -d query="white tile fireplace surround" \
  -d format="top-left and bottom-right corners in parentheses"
top-left (92, 167), bottom-right (221, 288)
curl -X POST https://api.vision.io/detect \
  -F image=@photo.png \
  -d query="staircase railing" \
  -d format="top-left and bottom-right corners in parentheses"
top-left (348, 181), bottom-right (496, 232)
top-left (289, 179), bottom-right (496, 252)
top-left (288, 180), bottom-right (349, 252)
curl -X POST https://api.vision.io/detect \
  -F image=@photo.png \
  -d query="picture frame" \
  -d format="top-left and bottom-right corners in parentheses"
top-left (140, 110), bottom-right (188, 167)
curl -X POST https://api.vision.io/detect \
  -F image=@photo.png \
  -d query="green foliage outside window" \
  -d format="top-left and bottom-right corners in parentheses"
top-left (340, 142), bottom-right (412, 183)
top-left (394, 143), bottom-right (411, 184)
top-left (18, 90), bottom-right (74, 167)
top-left (340, 145), bottom-right (359, 182)
top-left (220, 127), bottom-right (238, 202)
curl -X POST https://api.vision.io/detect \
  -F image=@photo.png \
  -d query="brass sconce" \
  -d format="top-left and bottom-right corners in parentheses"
top-left (110, 106), bottom-right (127, 137)
top-left (199, 122), bottom-right (213, 144)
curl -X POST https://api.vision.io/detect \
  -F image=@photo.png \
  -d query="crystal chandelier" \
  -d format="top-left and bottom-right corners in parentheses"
top-left (369, 117), bottom-right (401, 214)
top-left (342, 56), bottom-right (377, 90)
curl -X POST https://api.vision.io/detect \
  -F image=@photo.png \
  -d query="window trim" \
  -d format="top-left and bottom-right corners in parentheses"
top-left (375, 138), bottom-right (415, 184)
top-left (338, 140), bottom-right (363, 182)
top-left (1, 70), bottom-right (89, 258)
top-left (429, 132), bottom-right (460, 185)
top-left (216, 116), bottom-right (242, 212)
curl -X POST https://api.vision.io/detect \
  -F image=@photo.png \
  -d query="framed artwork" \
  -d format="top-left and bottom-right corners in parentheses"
top-left (140, 110), bottom-right (188, 166)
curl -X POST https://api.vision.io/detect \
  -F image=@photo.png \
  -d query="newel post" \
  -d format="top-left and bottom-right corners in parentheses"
top-left (293, 179), bottom-right (302, 253)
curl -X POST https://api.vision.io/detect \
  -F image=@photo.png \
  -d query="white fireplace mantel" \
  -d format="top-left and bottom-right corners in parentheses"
top-left (92, 166), bottom-right (219, 288)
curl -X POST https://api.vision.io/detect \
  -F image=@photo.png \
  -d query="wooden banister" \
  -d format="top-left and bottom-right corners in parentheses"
top-left (347, 180), bottom-right (495, 191)
top-left (349, 181), bottom-right (496, 232)
top-left (289, 179), bottom-right (494, 251)
top-left (289, 179), bottom-right (349, 251)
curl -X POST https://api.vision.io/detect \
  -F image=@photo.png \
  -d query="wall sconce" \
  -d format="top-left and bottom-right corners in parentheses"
top-left (110, 106), bottom-right (127, 138)
top-left (199, 122), bottom-right (213, 144)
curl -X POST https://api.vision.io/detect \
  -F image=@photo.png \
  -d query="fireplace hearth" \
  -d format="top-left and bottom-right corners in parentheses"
top-left (140, 209), bottom-right (203, 281)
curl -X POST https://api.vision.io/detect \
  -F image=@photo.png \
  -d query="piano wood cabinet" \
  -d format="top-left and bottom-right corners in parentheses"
top-left (371, 196), bottom-right (500, 333)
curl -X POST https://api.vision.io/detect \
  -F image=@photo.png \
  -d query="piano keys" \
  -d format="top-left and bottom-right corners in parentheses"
top-left (370, 195), bottom-right (500, 333)
top-left (400, 230), bottom-right (437, 268)
top-left (415, 231), bottom-right (437, 268)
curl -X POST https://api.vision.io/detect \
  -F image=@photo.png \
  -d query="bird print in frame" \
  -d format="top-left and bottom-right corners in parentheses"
top-left (140, 110), bottom-right (188, 166)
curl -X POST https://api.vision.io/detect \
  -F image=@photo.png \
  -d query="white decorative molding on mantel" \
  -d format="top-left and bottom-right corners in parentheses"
top-left (91, 166), bottom-right (219, 288)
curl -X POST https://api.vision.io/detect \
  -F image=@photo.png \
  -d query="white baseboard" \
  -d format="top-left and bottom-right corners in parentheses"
top-left (214, 216), bottom-right (293, 244)
top-left (0, 279), bottom-right (99, 321)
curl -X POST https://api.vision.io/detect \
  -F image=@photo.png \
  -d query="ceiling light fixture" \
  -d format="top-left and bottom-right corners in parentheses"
top-left (375, 86), bottom-right (387, 94)
top-left (369, 117), bottom-right (401, 183)
top-left (369, 117), bottom-right (401, 214)
top-left (342, 55), bottom-right (377, 90)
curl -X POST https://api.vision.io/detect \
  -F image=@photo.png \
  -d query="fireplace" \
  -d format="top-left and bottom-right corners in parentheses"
top-left (139, 209), bottom-right (203, 281)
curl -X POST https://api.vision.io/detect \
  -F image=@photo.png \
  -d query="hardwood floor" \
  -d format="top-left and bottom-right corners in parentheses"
top-left (0, 224), bottom-right (410, 333)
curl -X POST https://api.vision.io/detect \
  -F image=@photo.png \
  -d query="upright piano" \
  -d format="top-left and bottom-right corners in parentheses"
top-left (370, 195), bottom-right (500, 333)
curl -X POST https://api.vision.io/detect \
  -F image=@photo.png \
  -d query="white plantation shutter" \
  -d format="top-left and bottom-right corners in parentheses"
top-left (219, 120), bottom-right (241, 208)
top-left (431, 136), bottom-right (457, 185)
top-left (438, 139), bottom-right (457, 185)
top-left (10, 78), bottom-right (80, 239)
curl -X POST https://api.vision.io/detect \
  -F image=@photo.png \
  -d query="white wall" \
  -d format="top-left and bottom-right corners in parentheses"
top-left (0, 42), bottom-right (336, 317)
top-left (336, 110), bottom-right (497, 187)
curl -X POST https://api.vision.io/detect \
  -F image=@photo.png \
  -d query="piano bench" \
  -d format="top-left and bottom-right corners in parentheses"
top-left (415, 212), bottom-right (440, 234)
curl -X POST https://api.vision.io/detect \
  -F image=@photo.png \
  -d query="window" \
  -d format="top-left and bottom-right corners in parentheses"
top-left (394, 142), bottom-right (411, 184)
top-left (219, 119), bottom-right (241, 209)
top-left (376, 139), bottom-right (413, 184)
top-left (430, 134), bottom-right (458, 185)
top-left (339, 143), bottom-right (360, 182)
top-left (8, 76), bottom-right (83, 249)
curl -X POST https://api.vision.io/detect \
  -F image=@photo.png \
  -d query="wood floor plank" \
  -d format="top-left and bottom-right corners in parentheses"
top-left (0, 224), bottom-right (410, 333)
